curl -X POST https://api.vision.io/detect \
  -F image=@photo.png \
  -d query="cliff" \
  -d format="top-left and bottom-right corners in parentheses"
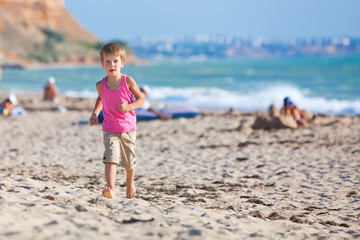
top-left (0, 0), bottom-right (135, 68)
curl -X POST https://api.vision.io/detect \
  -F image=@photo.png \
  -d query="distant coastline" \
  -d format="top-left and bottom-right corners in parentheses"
top-left (2, 34), bottom-right (359, 69)
top-left (126, 35), bottom-right (360, 61)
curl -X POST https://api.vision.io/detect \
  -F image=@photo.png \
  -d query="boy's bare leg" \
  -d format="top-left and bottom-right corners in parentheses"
top-left (103, 163), bottom-right (117, 199)
top-left (125, 168), bottom-right (136, 199)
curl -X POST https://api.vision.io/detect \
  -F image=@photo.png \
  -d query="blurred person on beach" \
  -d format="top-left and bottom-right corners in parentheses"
top-left (89, 42), bottom-right (144, 199)
top-left (43, 77), bottom-right (59, 103)
top-left (0, 94), bottom-right (25, 116)
top-left (280, 97), bottom-right (309, 126)
top-left (139, 85), bottom-right (171, 120)
top-left (0, 66), bottom-right (2, 87)
top-left (0, 94), bottom-right (16, 116)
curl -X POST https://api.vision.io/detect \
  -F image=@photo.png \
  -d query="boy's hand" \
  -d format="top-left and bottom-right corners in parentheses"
top-left (118, 102), bottom-right (131, 113)
top-left (89, 113), bottom-right (99, 126)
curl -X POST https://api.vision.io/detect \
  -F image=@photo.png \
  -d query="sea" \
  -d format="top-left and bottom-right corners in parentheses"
top-left (1, 55), bottom-right (360, 116)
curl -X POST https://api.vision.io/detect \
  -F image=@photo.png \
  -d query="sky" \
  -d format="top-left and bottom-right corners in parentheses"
top-left (65, 0), bottom-right (360, 41)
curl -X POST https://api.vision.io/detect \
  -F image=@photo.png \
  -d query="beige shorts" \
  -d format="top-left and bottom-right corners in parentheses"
top-left (103, 130), bottom-right (137, 169)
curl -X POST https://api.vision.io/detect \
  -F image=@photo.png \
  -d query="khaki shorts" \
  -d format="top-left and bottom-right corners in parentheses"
top-left (103, 130), bottom-right (137, 169)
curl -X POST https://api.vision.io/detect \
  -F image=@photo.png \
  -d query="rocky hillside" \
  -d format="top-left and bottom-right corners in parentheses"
top-left (0, 0), bottom-right (136, 68)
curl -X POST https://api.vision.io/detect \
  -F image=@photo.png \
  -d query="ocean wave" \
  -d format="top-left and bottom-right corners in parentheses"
top-left (149, 85), bottom-right (360, 116)
top-left (64, 90), bottom-right (98, 98)
top-left (63, 85), bottom-right (360, 116)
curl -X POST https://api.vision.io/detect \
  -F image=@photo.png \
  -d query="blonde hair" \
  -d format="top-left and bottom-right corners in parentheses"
top-left (99, 42), bottom-right (126, 62)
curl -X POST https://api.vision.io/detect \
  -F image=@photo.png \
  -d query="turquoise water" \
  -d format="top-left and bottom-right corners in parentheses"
top-left (1, 56), bottom-right (360, 115)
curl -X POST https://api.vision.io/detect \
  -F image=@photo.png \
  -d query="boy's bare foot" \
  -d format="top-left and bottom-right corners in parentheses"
top-left (102, 187), bottom-right (114, 199)
top-left (126, 183), bottom-right (136, 199)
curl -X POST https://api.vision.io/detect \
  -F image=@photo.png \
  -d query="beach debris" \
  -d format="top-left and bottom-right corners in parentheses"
top-left (236, 157), bottom-right (249, 162)
top-left (346, 191), bottom-right (358, 197)
top-left (319, 220), bottom-right (338, 226)
top-left (188, 229), bottom-right (202, 236)
top-left (275, 170), bottom-right (288, 175)
top-left (267, 212), bottom-right (286, 220)
top-left (20, 203), bottom-right (36, 207)
top-left (250, 211), bottom-right (264, 220)
top-left (75, 205), bottom-right (87, 212)
top-left (290, 215), bottom-right (304, 224)
top-left (44, 195), bottom-right (55, 201)
top-left (45, 220), bottom-right (58, 226)
top-left (199, 144), bottom-right (232, 149)
top-left (122, 217), bottom-right (155, 224)
top-left (304, 206), bottom-right (324, 212)
top-left (249, 232), bottom-right (263, 238)
top-left (247, 198), bottom-right (273, 206)
top-left (243, 174), bottom-right (261, 179)
top-left (16, 185), bottom-right (33, 190)
top-left (265, 182), bottom-right (276, 187)
top-left (339, 223), bottom-right (350, 228)
top-left (227, 205), bottom-right (236, 212)
top-left (237, 141), bottom-right (258, 148)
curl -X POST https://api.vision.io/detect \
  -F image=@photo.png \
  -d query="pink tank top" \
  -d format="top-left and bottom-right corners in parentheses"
top-left (101, 74), bottom-right (137, 132)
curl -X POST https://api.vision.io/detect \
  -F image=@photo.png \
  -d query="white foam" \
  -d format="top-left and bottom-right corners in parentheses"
top-left (61, 85), bottom-right (360, 116)
top-left (64, 90), bottom-right (98, 98)
top-left (148, 85), bottom-right (360, 116)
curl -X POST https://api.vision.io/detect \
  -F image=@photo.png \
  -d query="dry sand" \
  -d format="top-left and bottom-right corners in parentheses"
top-left (0, 94), bottom-right (359, 240)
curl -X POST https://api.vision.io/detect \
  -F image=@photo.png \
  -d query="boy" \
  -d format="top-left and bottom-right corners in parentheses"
top-left (89, 42), bottom-right (144, 199)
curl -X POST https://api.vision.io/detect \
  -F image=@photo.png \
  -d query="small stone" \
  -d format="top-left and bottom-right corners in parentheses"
top-left (75, 205), bottom-right (87, 212)
top-left (189, 229), bottom-right (201, 236)
top-left (44, 195), bottom-right (55, 201)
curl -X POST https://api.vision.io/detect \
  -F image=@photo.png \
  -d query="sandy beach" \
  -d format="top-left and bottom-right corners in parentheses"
top-left (0, 93), bottom-right (359, 240)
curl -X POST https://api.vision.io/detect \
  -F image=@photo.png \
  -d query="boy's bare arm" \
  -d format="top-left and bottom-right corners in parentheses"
top-left (118, 76), bottom-right (144, 112)
top-left (89, 81), bottom-right (102, 125)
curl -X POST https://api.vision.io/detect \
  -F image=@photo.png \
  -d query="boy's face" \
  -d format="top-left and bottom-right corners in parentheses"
top-left (101, 54), bottom-right (125, 77)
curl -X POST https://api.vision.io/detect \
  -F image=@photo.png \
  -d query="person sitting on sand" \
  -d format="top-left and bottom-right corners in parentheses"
top-left (43, 77), bottom-right (59, 103)
top-left (280, 97), bottom-right (309, 126)
top-left (89, 42), bottom-right (144, 199)
top-left (0, 94), bottom-right (25, 116)
top-left (139, 86), bottom-right (171, 120)
top-left (1, 94), bottom-right (16, 116)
